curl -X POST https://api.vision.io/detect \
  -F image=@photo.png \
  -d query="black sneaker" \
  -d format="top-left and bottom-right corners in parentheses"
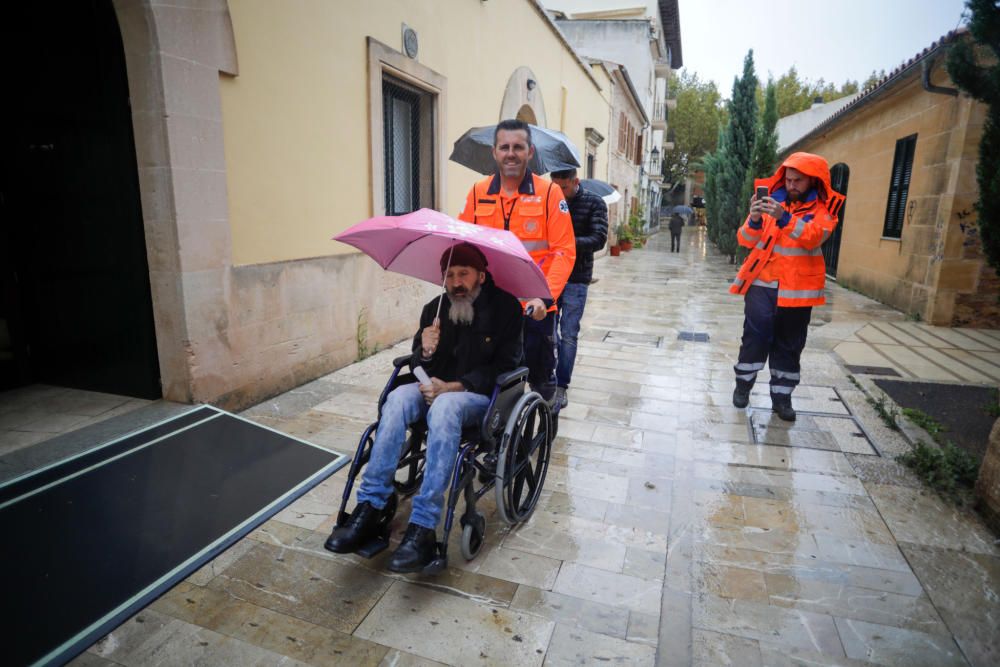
top-left (387, 523), bottom-right (437, 573)
top-left (325, 502), bottom-right (382, 554)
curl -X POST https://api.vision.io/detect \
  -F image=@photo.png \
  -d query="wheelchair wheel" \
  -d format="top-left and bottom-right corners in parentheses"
top-left (495, 392), bottom-right (552, 525)
top-left (460, 512), bottom-right (486, 560)
top-left (393, 427), bottom-right (426, 496)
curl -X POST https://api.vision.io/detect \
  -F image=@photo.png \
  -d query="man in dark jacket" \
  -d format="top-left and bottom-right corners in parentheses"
top-left (325, 243), bottom-right (522, 572)
top-left (550, 169), bottom-right (608, 408)
top-left (668, 213), bottom-right (684, 252)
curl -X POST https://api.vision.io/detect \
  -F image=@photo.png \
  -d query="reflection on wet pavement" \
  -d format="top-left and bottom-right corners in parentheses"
top-left (78, 229), bottom-right (1000, 666)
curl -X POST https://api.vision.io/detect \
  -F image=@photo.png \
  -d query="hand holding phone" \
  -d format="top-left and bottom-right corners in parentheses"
top-left (756, 186), bottom-right (769, 201)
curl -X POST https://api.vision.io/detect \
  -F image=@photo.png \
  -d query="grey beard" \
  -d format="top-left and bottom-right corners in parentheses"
top-left (447, 285), bottom-right (481, 325)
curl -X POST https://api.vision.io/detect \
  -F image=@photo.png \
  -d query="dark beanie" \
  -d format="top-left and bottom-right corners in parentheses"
top-left (440, 242), bottom-right (488, 273)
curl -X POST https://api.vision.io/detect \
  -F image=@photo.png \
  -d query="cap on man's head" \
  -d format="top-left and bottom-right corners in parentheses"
top-left (441, 242), bottom-right (488, 273)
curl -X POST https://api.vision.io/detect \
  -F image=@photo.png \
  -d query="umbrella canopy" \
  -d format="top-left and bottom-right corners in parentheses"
top-left (450, 124), bottom-right (581, 175)
top-left (334, 208), bottom-right (551, 301)
top-left (580, 179), bottom-right (621, 205)
top-left (668, 205), bottom-right (694, 215)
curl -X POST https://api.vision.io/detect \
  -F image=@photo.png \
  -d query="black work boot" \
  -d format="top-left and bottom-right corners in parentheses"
top-left (325, 501), bottom-right (383, 554)
top-left (732, 381), bottom-right (752, 409)
top-left (387, 523), bottom-right (437, 573)
top-left (771, 395), bottom-right (796, 422)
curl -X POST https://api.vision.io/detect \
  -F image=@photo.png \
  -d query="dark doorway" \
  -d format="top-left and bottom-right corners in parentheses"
top-left (823, 163), bottom-right (849, 279)
top-left (0, 1), bottom-right (161, 398)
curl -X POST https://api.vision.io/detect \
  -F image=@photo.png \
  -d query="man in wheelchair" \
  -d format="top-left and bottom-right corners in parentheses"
top-left (325, 243), bottom-right (523, 572)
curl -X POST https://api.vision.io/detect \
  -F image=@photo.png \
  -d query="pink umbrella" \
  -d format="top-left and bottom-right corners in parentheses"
top-left (334, 208), bottom-right (551, 302)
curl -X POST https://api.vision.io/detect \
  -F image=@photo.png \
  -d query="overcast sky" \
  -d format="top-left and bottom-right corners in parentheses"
top-left (677, 0), bottom-right (969, 94)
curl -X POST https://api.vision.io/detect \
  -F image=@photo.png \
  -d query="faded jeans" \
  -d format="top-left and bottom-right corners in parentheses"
top-left (356, 382), bottom-right (489, 530)
top-left (556, 282), bottom-right (589, 388)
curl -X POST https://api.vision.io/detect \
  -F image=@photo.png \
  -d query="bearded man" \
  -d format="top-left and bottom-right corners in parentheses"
top-left (730, 152), bottom-right (846, 422)
top-left (325, 242), bottom-right (523, 572)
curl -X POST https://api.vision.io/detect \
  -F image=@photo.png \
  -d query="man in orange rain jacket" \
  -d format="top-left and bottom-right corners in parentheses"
top-left (729, 152), bottom-right (846, 421)
top-left (458, 119), bottom-right (576, 405)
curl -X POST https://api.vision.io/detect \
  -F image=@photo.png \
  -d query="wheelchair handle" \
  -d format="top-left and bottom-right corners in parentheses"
top-left (392, 354), bottom-right (412, 369)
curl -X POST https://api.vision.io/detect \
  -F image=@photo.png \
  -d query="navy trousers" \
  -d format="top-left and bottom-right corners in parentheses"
top-left (734, 285), bottom-right (812, 399)
top-left (525, 311), bottom-right (558, 402)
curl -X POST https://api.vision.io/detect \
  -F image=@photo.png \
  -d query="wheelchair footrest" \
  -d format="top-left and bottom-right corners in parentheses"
top-left (355, 535), bottom-right (391, 559)
top-left (422, 553), bottom-right (448, 575)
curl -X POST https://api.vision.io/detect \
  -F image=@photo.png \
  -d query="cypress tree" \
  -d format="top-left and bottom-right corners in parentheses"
top-left (751, 82), bottom-right (779, 179)
top-left (703, 126), bottom-right (726, 246)
top-left (716, 51), bottom-right (759, 262)
top-left (946, 0), bottom-right (1000, 276)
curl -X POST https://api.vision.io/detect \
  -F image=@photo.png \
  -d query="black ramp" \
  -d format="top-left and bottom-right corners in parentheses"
top-left (0, 407), bottom-right (348, 666)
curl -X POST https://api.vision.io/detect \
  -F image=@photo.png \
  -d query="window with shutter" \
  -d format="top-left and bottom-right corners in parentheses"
top-left (881, 134), bottom-right (917, 239)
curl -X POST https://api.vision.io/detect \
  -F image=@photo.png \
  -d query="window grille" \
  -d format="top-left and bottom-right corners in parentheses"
top-left (882, 135), bottom-right (917, 239)
top-left (383, 76), bottom-right (424, 215)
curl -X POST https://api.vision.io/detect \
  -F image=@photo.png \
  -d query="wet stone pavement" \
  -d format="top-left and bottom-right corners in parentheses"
top-left (78, 228), bottom-right (1000, 666)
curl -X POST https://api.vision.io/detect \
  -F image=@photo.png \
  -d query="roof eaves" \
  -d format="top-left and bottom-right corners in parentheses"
top-left (780, 28), bottom-right (965, 156)
top-left (528, 0), bottom-right (604, 92)
top-left (658, 0), bottom-right (683, 68)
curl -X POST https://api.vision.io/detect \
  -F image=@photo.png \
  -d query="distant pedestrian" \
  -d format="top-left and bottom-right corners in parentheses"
top-left (550, 168), bottom-right (608, 409)
top-left (668, 213), bottom-right (684, 252)
top-left (729, 152), bottom-right (845, 421)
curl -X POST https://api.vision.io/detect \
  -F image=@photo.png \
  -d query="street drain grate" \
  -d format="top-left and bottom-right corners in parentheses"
top-left (678, 331), bottom-right (710, 342)
top-left (845, 365), bottom-right (901, 377)
top-left (744, 385), bottom-right (880, 456)
top-left (603, 331), bottom-right (662, 348)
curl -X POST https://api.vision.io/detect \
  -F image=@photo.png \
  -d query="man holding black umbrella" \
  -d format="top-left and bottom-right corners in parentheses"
top-left (549, 168), bottom-right (607, 408)
top-left (458, 119), bottom-right (576, 406)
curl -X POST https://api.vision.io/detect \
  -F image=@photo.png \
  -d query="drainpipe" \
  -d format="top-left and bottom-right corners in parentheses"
top-left (921, 54), bottom-right (958, 97)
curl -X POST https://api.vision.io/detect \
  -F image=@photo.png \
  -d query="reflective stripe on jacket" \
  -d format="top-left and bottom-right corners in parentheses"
top-left (459, 171), bottom-right (576, 305)
top-left (729, 153), bottom-right (844, 308)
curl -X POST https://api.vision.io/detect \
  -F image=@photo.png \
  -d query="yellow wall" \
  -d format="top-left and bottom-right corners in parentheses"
top-left (792, 67), bottom-right (989, 325)
top-left (221, 0), bottom-right (610, 266)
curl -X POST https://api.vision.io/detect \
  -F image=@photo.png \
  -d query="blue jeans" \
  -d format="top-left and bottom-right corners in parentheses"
top-left (356, 383), bottom-right (490, 530)
top-left (556, 282), bottom-right (589, 388)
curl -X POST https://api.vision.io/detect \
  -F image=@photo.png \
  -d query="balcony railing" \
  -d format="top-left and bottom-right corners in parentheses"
top-left (652, 102), bottom-right (667, 128)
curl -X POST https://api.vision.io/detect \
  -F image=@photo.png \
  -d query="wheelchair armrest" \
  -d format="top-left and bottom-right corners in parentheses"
top-left (495, 367), bottom-right (529, 392)
top-left (393, 354), bottom-right (413, 369)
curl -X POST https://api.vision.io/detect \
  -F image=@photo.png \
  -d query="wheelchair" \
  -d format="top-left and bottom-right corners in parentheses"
top-left (329, 355), bottom-right (556, 574)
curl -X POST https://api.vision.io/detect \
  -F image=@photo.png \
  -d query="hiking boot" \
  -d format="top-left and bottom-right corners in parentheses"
top-left (387, 523), bottom-right (437, 573)
top-left (325, 501), bottom-right (383, 554)
top-left (732, 386), bottom-right (750, 409)
top-left (771, 396), bottom-right (796, 422)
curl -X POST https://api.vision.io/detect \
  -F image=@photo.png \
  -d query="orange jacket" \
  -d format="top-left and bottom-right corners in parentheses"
top-left (730, 152), bottom-right (846, 307)
top-left (459, 171), bottom-right (576, 305)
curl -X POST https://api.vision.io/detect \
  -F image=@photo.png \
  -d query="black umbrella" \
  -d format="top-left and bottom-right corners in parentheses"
top-left (580, 179), bottom-right (621, 204)
top-left (450, 124), bottom-right (582, 175)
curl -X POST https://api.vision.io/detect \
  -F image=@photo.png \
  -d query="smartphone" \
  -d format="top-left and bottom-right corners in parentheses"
top-left (756, 186), bottom-right (769, 200)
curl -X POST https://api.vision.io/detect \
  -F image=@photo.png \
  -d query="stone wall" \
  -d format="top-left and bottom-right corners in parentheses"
top-left (794, 62), bottom-right (997, 327)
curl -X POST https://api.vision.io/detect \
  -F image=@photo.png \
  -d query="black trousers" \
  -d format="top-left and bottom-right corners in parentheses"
top-left (670, 232), bottom-right (681, 252)
top-left (524, 311), bottom-right (558, 401)
top-left (733, 285), bottom-right (812, 399)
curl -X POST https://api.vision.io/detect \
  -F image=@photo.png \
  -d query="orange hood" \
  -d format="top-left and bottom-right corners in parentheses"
top-left (755, 152), bottom-right (845, 217)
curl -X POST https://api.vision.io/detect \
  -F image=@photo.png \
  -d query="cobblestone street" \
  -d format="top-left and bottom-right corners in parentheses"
top-left (77, 227), bottom-right (1000, 667)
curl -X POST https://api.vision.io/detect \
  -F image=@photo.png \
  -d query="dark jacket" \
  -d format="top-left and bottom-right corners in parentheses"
top-left (669, 215), bottom-right (684, 234)
top-left (566, 185), bottom-right (608, 284)
top-left (410, 275), bottom-right (524, 396)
